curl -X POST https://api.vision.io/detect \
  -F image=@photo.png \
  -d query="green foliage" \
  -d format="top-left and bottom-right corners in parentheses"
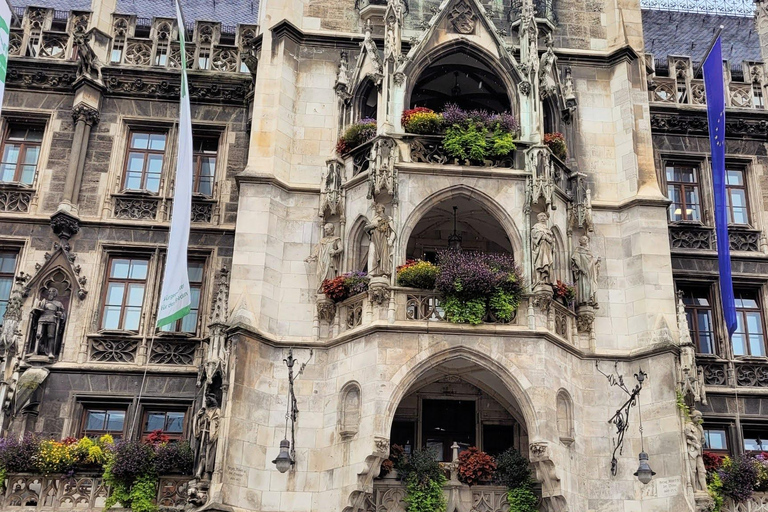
top-left (489, 290), bottom-right (519, 322)
top-left (676, 390), bottom-right (692, 421)
top-left (405, 473), bottom-right (447, 512)
top-left (397, 260), bottom-right (439, 289)
top-left (708, 472), bottom-right (724, 512)
top-left (507, 485), bottom-right (538, 512)
top-left (443, 295), bottom-right (486, 325)
top-left (0, 467), bottom-right (6, 490)
top-left (103, 449), bottom-right (159, 512)
top-left (489, 130), bottom-right (516, 157)
top-left (494, 448), bottom-right (532, 489)
top-left (397, 448), bottom-right (444, 486)
top-left (443, 124), bottom-right (487, 162)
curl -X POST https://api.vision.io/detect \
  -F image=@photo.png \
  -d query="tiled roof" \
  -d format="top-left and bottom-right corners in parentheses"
top-left (14, 0), bottom-right (258, 25)
top-left (642, 9), bottom-right (761, 63)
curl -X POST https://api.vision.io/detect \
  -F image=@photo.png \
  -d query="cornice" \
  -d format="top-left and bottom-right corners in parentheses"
top-left (235, 172), bottom-right (321, 194)
top-left (650, 105), bottom-right (768, 139)
top-left (555, 45), bottom-right (639, 67)
top-left (268, 19), bottom-right (386, 49)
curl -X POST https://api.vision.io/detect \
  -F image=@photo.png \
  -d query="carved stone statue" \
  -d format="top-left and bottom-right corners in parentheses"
top-left (365, 203), bottom-right (396, 277)
top-left (685, 410), bottom-right (708, 493)
top-left (31, 288), bottom-right (66, 360)
top-left (531, 213), bottom-right (555, 287)
top-left (320, 160), bottom-right (344, 218)
top-left (73, 33), bottom-right (102, 81)
top-left (571, 236), bottom-right (600, 307)
top-left (306, 223), bottom-right (343, 292)
top-left (194, 394), bottom-right (221, 481)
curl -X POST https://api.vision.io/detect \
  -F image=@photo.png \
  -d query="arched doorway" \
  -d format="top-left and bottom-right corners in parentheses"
top-left (405, 194), bottom-right (513, 262)
top-left (408, 51), bottom-right (513, 113)
top-left (388, 357), bottom-right (529, 461)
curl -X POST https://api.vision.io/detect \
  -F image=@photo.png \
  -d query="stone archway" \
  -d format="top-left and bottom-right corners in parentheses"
top-left (398, 185), bottom-right (524, 265)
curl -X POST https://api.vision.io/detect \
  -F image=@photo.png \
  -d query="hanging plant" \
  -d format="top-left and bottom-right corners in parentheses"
top-left (396, 260), bottom-right (439, 289)
top-left (440, 104), bottom-right (517, 163)
top-left (457, 447), bottom-right (496, 485)
top-left (321, 271), bottom-right (370, 303)
top-left (402, 107), bottom-right (443, 134)
top-left (336, 118), bottom-right (377, 155)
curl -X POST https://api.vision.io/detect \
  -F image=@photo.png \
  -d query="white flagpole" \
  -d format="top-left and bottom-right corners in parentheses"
top-left (0, 0), bottom-right (14, 118)
top-left (156, 0), bottom-right (192, 327)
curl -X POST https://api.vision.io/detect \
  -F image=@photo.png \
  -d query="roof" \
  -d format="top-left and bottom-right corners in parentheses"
top-left (13, 0), bottom-right (259, 26)
top-left (642, 9), bottom-right (761, 63)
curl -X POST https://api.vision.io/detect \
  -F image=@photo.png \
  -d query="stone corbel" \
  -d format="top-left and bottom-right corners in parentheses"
top-left (342, 439), bottom-right (389, 512)
top-left (529, 442), bottom-right (567, 512)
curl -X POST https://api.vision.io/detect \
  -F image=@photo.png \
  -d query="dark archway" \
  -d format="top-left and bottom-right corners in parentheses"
top-left (409, 52), bottom-right (512, 112)
top-left (355, 78), bottom-right (378, 120)
top-left (405, 195), bottom-right (513, 261)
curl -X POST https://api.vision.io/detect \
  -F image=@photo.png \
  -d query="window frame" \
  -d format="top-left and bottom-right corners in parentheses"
top-left (0, 249), bottom-right (18, 327)
top-left (79, 405), bottom-right (128, 439)
top-left (140, 406), bottom-right (189, 442)
top-left (121, 130), bottom-right (168, 194)
top-left (741, 424), bottom-right (768, 454)
top-left (0, 123), bottom-right (45, 185)
top-left (192, 135), bottom-right (219, 197)
top-left (99, 255), bottom-right (151, 332)
top-left (702, 423), bottom-right (732, 456)
top-left (679, 284), bottom-right (717, 355)
top-left (664, 160), bottom-right (703, 223)
top-left (724, 164), bottom-right (751, 226)
top-left (732, 289), bottom-right (767, 357)
top-left (159, 258), bottom-right (206, 334)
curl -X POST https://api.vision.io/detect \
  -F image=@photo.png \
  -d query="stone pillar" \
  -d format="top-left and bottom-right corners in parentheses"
top-left (62, 105), bottom-right (99, 208)
top-left (88, 0), bottom-right (116, 34)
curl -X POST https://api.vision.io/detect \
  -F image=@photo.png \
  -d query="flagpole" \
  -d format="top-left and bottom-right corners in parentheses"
top-left (695, 25), bottom-right (724, 77)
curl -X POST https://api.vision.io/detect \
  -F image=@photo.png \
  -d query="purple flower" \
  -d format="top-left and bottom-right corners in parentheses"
top-left (343, 270), bottom-right (370, 296)
top-left (0, 433), bottom-right (40, 473)
top-left (435, 250), bottom-right (523, 300)
top-left (720, 455), bottom-right (760, 503)
top-left (441, 103), bottom-right (468, 126)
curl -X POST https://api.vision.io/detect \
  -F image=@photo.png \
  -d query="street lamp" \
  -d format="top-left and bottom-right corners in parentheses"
top-left (272, 348), bottom-right (312, 473)
top-left (634, 451), bottom-right (656, 485)
top-left (447, 206), bottom-right (462, 250)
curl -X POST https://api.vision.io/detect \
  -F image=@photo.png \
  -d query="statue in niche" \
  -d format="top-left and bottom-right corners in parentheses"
top-left (531, 212), bottom-right (555, 287)
top-left (365, 203), bottom-right (396, 277)
top-left (571, 235), bottom-right (600, 307)
top-left (685, 410), bottom-right (708, 493)
top-left (30, 287), bottom-right (66, 360)
top-left (320, 160), bottom-right (343, 218)
top-left (306, 223), bottom-right (343, 292)
top-left (194, 394), bottom-right (221, 481)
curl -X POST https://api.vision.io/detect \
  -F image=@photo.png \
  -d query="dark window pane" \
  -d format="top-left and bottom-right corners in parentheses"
top-left (146, 413), bottom-right (165, 432)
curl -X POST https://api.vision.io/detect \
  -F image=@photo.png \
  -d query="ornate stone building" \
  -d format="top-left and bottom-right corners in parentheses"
top-left (0, 0), bottom-right (255, 508)
top-left (4, 0), bottom-right (768, 510)
top-left (644, 1), bottom-right (768, 510)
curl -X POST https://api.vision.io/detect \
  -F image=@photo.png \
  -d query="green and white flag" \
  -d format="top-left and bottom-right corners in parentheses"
top-left (157, 0), bottom-right (193, 327)
top-left (0, 0), bottom-right (13, 114)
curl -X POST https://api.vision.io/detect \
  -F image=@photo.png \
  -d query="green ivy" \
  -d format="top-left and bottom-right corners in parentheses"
top-left (489, 290), bottom-right (520, 322)
top-left (676, 390), bottom-right (691, 421)
top-left (103, 458), bottom-right (159, 512)
top-left (443, 124), bottom-right (488, 162)
top-left (507, 485), bottom-right (538, 512)
top-left (443, 295), bottom-right (486, 325)
top-left (405, 473), bottom-right (447, 512)
top-left (708, 472), bottom-right (724, 512)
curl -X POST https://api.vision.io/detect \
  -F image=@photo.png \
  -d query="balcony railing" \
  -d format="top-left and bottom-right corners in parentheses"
top-left (368, 480), bottom-right (511, 512)
top-left (649, 75), bottom-right (767, 110)
top-left (406, 134), bottom-right (522, 169)
top-left (1, 473), bottom-right (188, 511)
top-left (724, 493), bottom-right (768, 511)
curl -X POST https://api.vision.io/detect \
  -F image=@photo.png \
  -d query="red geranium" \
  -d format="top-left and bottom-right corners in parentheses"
top-left (457, 446), bottom-right (496, 486)
top-left (401, 107), bottom-right (434, 127)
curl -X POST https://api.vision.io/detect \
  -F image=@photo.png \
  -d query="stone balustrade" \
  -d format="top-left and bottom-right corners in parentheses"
top-left (724, 493), bottom-right (768, 511)
top-left (1, 473), bottom-right (188, 511)
top-left (366, 480), bottom-right (511, 512)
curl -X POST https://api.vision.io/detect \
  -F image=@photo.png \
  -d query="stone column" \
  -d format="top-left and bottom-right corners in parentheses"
top-left (756, 0), bottom-right (768, 64)
top-left (62, 105), bottom-right (99, 208)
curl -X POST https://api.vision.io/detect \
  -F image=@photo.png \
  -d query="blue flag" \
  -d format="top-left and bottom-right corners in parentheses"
top-left (703, 36), bottom-right (737, 337)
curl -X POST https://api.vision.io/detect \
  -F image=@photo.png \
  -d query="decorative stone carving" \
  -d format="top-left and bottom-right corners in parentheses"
top-left (525, 146), bottom-right (555, 212)
top-left (73, 32), bottom-right (102, 81)
top-left (320, 159), bottom-right (344, 219)
top-left (538, 34), bottom-right (556, 99)
top-left (0, 189), bottom-right (32, 212)
top-left (113, 196), bottom-right (158, 220)
top-left (71, 104), bottom-right (100, 126)
top-left (367, 138), bottom-right (399, 202)
top-left (568, 174), bottom-right (593, 232)
top-left (531, 212), bottom-right (555, 289)
top-left (190, 200), bottom-right (214, 223)
top-left (28, 288), bottom-right (66, 360)
top-left (684, 410), bottom-right (708, 493)
top-left (571, 235), bottom-right (600, 308)
top-left (334, 50), bottom-right (351, 102)
top-left (200, 267), bottom-right (230, 386)
top-left (736, 363), bottom-right (768, 387)
top-left (383, 0), bottom-right (405, 63)
top-left (124, 40), bottom-right (152, 65)
top-left (340, 383), bottom-right (361, 437)
top-left (448, 0), bottom-right (477, 34)
top-left (150, 340), bottom-right (196, 365)
top-left (374, 437), bottom-right (389, 455)
top-left (677, 293), bottom-right (707, 406)
top-left (368, 276), bottom-right (390, 306)
top-left (729, 229), bottom-right (761, 252)
top-left (576, 307), bottom-right (594, 333)
top-left (365, 203), bottom-right (396, 278)
top-left (211, 48), bottom-right (238, 72)
top-left (0, 274), bottom-right (26, 360)
top-left (700, 362), bottom-right (727, 386)
top-left (668, 225), bottom-right (713, 250)
top-left (529, 441), bottom-right (567, 512)
top-left (194, 394), bottom-right (220, 481)
top-left (409, 137), bottom-right (448, 164)
top-left (89, 338), bottom-right (138, 363)
top-left (317, 296), bottom-right (336, 323)
top-left (306, 223), bottom-right (343, 292)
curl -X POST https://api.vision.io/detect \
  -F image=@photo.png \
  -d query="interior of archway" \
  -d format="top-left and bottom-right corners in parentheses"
top-left (406, 195), bottom-right (513, 261)
top-left (357, 79), bottom-right (378, 120)
top-left (389, 358), bottom-right (528, 462)
top-left (409, 52), bottom-right (512, 112)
